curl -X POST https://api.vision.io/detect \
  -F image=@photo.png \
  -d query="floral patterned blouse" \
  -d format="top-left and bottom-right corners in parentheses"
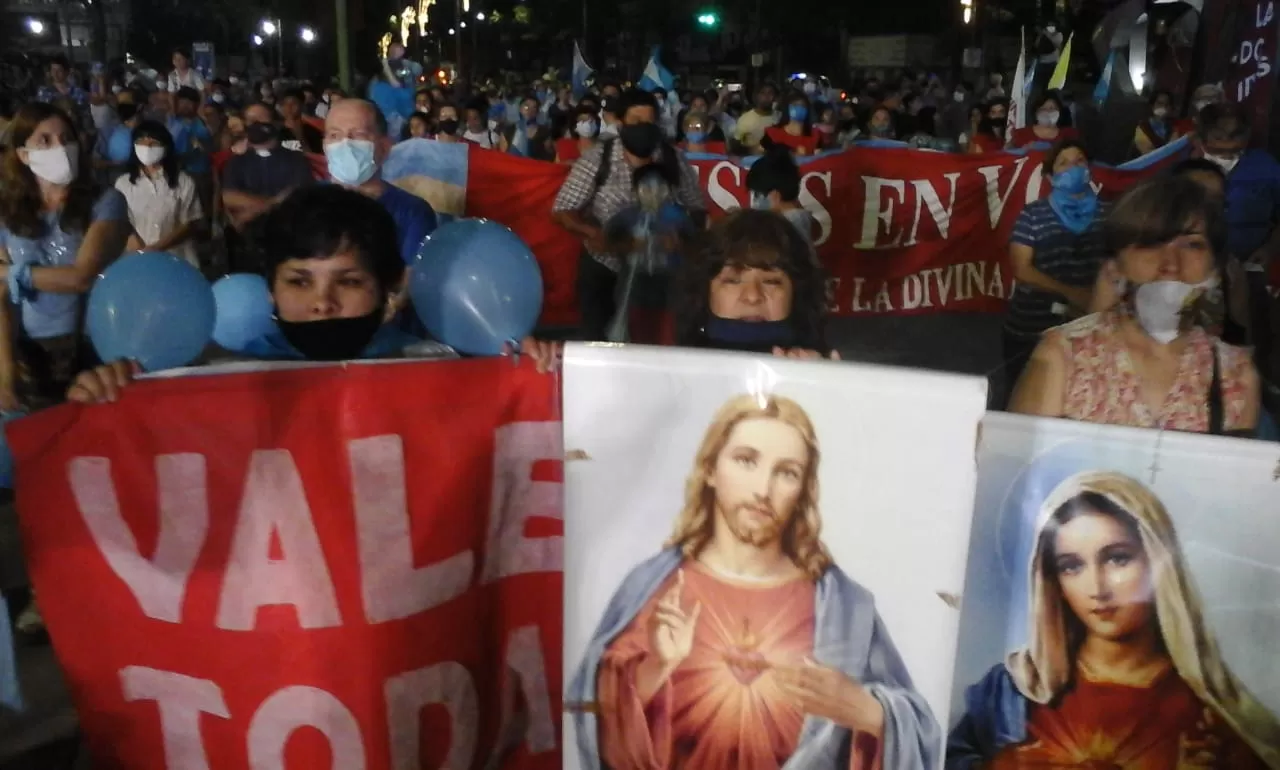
top-left (1053, 309), bottom-right (1252, 433)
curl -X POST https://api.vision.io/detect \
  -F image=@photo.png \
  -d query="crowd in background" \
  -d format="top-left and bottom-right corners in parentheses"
top-left (0, 42), bottom-right (1277, 648)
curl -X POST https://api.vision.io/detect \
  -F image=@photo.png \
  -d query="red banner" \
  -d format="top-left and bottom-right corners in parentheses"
top-left (9, 359), bottom-right (564, 770)
top-left (688, 148), bottom-right (1166, 316)
top-left (310, 145), bottom-right (1171, 323)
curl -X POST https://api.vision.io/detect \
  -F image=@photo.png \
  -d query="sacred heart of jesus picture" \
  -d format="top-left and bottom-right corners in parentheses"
top-left (560, 344), bottom-right (989, 770)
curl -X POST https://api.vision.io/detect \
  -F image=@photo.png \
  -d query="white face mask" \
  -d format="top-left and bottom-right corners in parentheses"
top-left (135, 144), bottom-right (167, 166)
top-left (953, 90), bottom-right (966, 103)
top-left (599, 121), bottom-right (619, 138)
top-left (1152, 106), bottom-right (1168, 119)
top-left (575, 119), bottom-right (598, 138)
top-left (1133, 278), bottom-right (1216, 343)
top-left (1037, 110), bottom-right (1060, 127)
top-left (1204, 153), bottom-right (1240, 175)
top-left (23, 144), bottom-right (79, 185)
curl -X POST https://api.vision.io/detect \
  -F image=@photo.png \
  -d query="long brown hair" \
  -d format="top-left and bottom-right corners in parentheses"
top-left (664, 394), bottom-right (833, 579)
top-left (0, 102), bottom-right (99, 239)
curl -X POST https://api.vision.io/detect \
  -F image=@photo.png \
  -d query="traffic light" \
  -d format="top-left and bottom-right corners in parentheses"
top-left (696, 10), bottom-right (719, 27)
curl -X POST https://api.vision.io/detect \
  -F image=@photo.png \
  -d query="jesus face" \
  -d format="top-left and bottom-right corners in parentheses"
top-left (708, 417), bottom-right (809, 548)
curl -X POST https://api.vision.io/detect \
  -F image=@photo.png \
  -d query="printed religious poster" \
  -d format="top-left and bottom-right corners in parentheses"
top-left (560, 343), bottom-right (988, 769)
top-left (948, 412), bottom-right (1280, 769)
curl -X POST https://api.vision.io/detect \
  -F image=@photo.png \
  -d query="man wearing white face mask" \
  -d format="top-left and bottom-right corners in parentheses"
top-left (323, 98), bottom-right (437, 267)
top-left (1197, 102), bottom-right (1280, 387)
top-left (1011, 176), bottom-right (1263, 436)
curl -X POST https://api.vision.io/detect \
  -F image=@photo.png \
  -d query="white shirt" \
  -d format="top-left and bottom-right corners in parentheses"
top-left (462, 129), bottom-right (495, 149)
top-left (115, 169), bottom-right (204, 267)
top-left (167, 68), bottom-right (206, 94)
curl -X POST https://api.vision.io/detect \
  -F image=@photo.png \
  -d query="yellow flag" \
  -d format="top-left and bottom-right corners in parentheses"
top-left (1047, 33), bottom-right (1073, 91)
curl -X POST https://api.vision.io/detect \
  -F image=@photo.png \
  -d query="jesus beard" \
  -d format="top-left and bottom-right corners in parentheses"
top-left (723, 502), bottom-right (789, 547)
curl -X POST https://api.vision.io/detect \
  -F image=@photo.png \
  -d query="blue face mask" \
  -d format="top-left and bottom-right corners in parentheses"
top-left (686, 130), bottom-right (708, 144)
top-left (704, 314), bottom-right (795, 353)
top-left (1048, 165), bottom-right (1098, 234)
top-left (788, 105), bottom-right (808, 123)
top-left (325, 139), bottom-right (378, 186)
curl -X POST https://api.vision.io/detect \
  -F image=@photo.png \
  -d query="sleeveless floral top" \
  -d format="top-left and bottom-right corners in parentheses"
top-left (1054, 310), bottom-right (1252, 433)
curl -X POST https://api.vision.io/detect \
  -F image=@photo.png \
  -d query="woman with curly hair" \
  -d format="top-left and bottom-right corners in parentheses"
top-left (672, 208), bottom-right (834, 358)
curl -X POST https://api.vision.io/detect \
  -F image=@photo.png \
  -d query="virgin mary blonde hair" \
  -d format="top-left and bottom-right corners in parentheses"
top-left (1007, 470), bottom-right (1280, 768)
top-left (664, 393), bottom-right (833, 580)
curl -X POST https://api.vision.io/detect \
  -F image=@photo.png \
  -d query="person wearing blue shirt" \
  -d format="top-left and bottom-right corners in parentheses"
top-left (1197, 102), bottom-right (1280, 390)
top-left (67, 185), bottom-right (431, 405)
top-left (322, 97), bottom-right (437, 266)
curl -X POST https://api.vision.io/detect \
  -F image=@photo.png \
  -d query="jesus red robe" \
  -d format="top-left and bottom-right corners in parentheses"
top-left (595, 561), bottom-right (878, 770)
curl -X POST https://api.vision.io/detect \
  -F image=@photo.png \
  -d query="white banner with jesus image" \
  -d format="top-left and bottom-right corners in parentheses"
top-left (561, 344), bottom-right (988, 770)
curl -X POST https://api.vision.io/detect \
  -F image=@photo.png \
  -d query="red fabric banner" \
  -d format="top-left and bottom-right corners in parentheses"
top-left (9, 359), bottom-right (564, 770)
top-left (309, 146), bottom-right (1172, 324)
top-left (687, 148), bottom-right (1165, 316)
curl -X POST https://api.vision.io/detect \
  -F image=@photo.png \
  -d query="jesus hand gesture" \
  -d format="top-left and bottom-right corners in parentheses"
top-left (776, 657), bottom-right (885, 736)
top-left (649, 569), bottom-right (702, 669)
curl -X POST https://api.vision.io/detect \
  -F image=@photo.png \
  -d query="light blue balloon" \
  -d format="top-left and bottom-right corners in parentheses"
top-left (86, 252), bottom-right (215, 371)
top-left (410, 219), bottom-right (543, 355)
top-left (211, 273), bottom-right (276, 353)
top-left (107, 125), bottom-right (134, 164)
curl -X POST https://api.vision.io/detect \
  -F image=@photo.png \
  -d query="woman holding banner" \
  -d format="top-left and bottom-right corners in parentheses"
top-left (1010, 175), bottom-right (1262, 435)
top-left (1000, 139), bottom-right (1107, 406)
top-left (946, 470), bottom-right (1280, 769)
top-left (520, 208), bottom-right (839, 368)
top-left (764, 93), bottom-right (820, 156)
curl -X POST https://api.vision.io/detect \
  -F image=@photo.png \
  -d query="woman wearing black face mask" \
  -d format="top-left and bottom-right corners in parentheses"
top-left (672, 208), bottom-right (838, 359)
top-left (66, 187), bottom-right (432, 401)
top-left (68, 185), bottom-right (564, 399)
top-left (968, 99), bottom-right (1010, 154)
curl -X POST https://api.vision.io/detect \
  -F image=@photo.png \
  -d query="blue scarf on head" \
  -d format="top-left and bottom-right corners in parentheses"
top-left (1047, 165), bottom-right (1099, 235)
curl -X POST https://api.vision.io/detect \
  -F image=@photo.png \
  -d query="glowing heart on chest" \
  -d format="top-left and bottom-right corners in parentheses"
top-left (722, 618), bottom-right (768, 685)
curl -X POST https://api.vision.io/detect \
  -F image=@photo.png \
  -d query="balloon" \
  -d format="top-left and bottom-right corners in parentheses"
top-left (107, 125), bottom-right (134, 164)
top-left (211, 273), bottom-right (276, 352)
top-left (410, 219), bottom-right (543, 355)
top-left (86, 252), bottom-right (215, 371)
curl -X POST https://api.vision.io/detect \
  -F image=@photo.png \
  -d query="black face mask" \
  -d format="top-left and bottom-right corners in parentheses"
top-left (704, 315), bottom-right (796, 353)
top-left (990, 117), bottom-right (1008, 131)
top-left (246, 121), bottom-right (277, 145)
top-left (619, 122), bottom-right (662, 159)
top-left (438, 119), bottom-right (459, 135)
top-left (275, 309), bottom-right (384, 361)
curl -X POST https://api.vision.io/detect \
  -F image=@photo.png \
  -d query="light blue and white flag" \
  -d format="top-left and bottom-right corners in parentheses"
top-left (637, 45), bottom-right (675, 93)
top-left (1093, 49), bottom-right (1116, 108)
top-left (572, 41), bottom-right (593, 99)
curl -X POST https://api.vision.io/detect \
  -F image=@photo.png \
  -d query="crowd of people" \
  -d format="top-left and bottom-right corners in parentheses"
top-left (0, 44), bottom-right (1277, 664)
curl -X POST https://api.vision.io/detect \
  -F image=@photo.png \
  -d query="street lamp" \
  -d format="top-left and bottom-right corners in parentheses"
top-left (259, 18), bottom-right (284, 73)
top-left (25, 17), bottom-right (46, 36)
top-left (299, 26), bottom-right (317, 44)
top-left (476, 10), bottom-right (484, 19)
top-left (252, 34), bottom-right (264, 46)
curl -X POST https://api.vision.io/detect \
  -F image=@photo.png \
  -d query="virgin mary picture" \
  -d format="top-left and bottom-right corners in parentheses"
top-left (566, 393), bottom-right (941, 770)
top-left (946, 470), bottom-right (1280, 769)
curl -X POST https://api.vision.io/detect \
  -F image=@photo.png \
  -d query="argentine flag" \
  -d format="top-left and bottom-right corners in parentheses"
top-left (572, 41), bottom-right (593, 99)
top-left (637, 45), bottom-right (675, 93)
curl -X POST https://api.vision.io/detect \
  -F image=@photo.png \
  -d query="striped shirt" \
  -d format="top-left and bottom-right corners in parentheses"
top-left (1005, 199), bottom-right (1109, 340)
top-left (551, 140), bottom-right (704, 271)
